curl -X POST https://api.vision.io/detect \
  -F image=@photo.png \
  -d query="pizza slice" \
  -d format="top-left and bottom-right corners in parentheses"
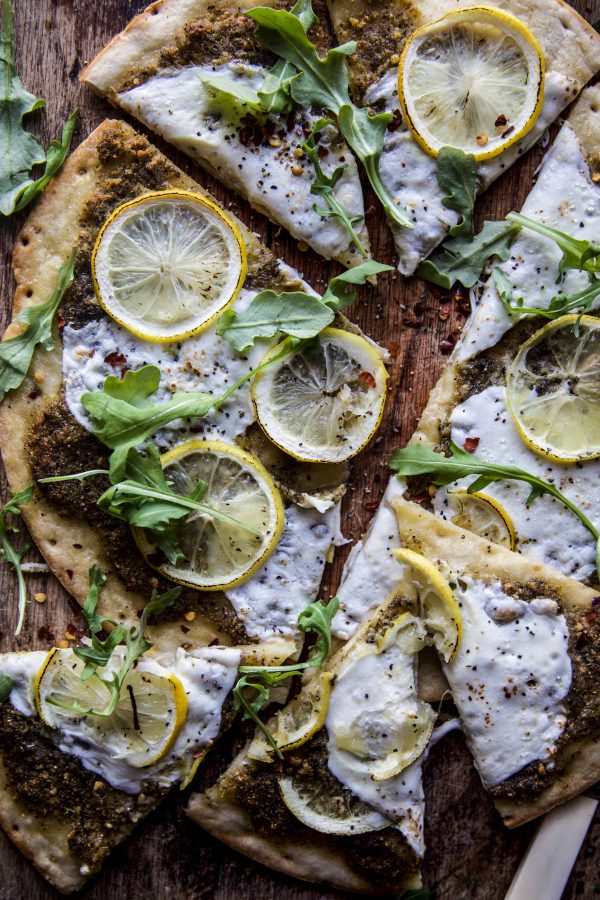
top-left (0, 598), bottom-right (289, 893)
top-left (80, 0), bottom-right (370, 268)
top-left (327, 0), bottom-right (600, 273)
top-left (392, 496), bottom-right (600, 828)
top-left (0, 118), bottom-right (387, 661)
top-left (187, 586), bottom-right (444, 894)
top-left (333, 85), bottom-right (600, 656)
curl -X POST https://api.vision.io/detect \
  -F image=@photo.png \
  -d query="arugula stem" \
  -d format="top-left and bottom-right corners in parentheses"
top-left (506, 212), bottom-right (600, 272)
top-left (39, 469), bottom-right (109, 484)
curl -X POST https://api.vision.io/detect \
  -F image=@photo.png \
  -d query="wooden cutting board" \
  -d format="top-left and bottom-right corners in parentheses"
top-left (1, 1), bottom-right (599, 897)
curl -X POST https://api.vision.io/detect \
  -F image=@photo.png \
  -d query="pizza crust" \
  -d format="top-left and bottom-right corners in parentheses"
top-left (393, 497), bottom-right (600, 827)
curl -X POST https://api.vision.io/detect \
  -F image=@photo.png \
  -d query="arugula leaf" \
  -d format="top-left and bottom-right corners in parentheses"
top-left (0, 249), bottom-right (76, 401)
top-left (0, 673), bottom-right (13, 704)
top-left (389, 442), bottom-right (600, 575)
top-left (0, 485), bottom-right (34, 635)
top-left (436, 147), bottom-right (477, 237)
top-left (233, 596), bottom-right (340, 756)
top-left (492, 267), bottom-right (600, 326)
top-left (53, 567), bottom-right (181, 717)
top-left (10, 111), bottom-right (78, 215)
top-left (200, 0), bottom-right (316, 115)
top-left (506, 212), bottom-right (600, 275)
top-left (217, 260), bottom-right (389, 352)
top-left (417, 221), bottom-right (519, 289)
top-left (83, 337), bottom-right (300, 481)
top-left (0, 0), bottom-right (76, 215)
top-left (97, 445), bottom-right (259, 564)
top-left (248, 4), bottom-right (412, 229)
top-left (302, 118), bottom-right (367, 257)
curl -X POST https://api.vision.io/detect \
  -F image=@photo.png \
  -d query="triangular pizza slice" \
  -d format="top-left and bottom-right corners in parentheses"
top-left (80, 0), bottom-right (370, 267)
top-left (393, 497), bottom-right (600, 828)
top-left (327, 0), bottom-right (600, 273)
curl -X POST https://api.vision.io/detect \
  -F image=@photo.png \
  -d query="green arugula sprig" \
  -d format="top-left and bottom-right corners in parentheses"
top-left (82, 262), bottom-right (385, 479)
top-left (233, 596), bottom-right (339, 757)
top-left (0, 0), bottom-right (77, 216)
top-left (0, 673), bottom-right (12, 703)
top-left (301, 118), bottom-right (367, 257)
top-left (247, 3), bottom-right (412, 229)
top-left (199, 0), bottom-right (316, 115)
top-left (417, 220), bottom-right (520, 289)
top-left (0, 249), bottom-right (76, 401)
top-left (418, 210), bottom-right (600, 295)
top-left (389, 443), bottom-right (600, 574)
top-left (0, 485), bottom-right (34, 635)
top-left (492, 267), bottom-right (600, 328)
top-left (217, 259), bottom-right (390, 352)
top-left (49, 565), bottom-right (181, 717)
top-left (436, 147), bottom-right (478, 238)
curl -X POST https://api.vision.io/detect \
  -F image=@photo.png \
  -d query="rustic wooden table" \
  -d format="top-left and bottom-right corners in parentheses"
top-left (1, 1), bottom-right (600, 897)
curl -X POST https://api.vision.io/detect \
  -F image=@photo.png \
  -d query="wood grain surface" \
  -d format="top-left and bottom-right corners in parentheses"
top-left (1, 1), bottom-right (600, 897)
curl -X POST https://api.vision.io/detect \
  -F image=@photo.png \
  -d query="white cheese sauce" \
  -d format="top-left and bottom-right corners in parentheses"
top-left (442, 574), bottom-right (571, 787)
top-left (0, 646), bottom-right (240, 794)
top-left (334, 476), bottom-right (406, 639)
top-left (225, 503), bottom-right (344, 639)
top-left (364, 69), bottom-right (577, 275)
top-left (62, 288), bottom-right (269, 449)
top-left (433, 385), bottom-right (600, 581)
top-left (326, 630), bottom-right (426, 854)
top-left (118, 63), bottom-right (365, 261)
top-left (457, 122), bottom-right (600, 361)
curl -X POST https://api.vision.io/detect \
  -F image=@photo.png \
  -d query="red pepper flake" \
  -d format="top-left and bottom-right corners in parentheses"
top-left (38, 625), bottom-right (55, 642)
top-left (439, 302), bottom-right (451, 321)
top-left (67, 621), bottom-right (87, 639)
top-left (119, 367), bottom-right (130, 380)
top-left (388, 109), bottom-right (403, 132)
top-left (584, 610), bottom-right (598, 627)
top-left (463, 437), bottom-right (480, 453)
top-left (358, 371), bottom-right (376, 388)
top-left (494, 114), bottom-right (508, 127)
top-left (501, 125), bottom-right (515, 139)
top-left (317, 145), bottom-right (329, 159)
top-left (412, 492), bottom-right (430, 507)
top-left (104, 351), bottom-right (127, 368)
top-left (57, 313), bottom-right (66, 329)
top-left (89, 348), bottom-right (96, 358)
top-left (577, 631), bottom-right (591, 650)
top-left (181, 625), bottom-right (190, 634)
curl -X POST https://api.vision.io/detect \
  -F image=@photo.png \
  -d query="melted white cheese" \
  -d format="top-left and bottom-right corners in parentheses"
top-left (326, 630), bottom-right (425, 854)
top-left (334, 476), bottom-right (406, 639)
top-left (364, 69), bottom-right (577, 275)
top-left (442, 575), bottom-right (571, 787)
top-left (118, 63), bottom-right (365, 261)
top-left (433, 385), bottom-right (600, 580)
top-left (458, 122), bottom-right (600, 361)
top-left (0, 646), bottom-right (240, 794)
top-left (226, 504), bottom-right (343, 639)
top-left (62, 288), bottom-right (269, 449)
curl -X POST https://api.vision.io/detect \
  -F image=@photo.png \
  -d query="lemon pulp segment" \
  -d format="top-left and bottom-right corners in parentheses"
top-left (399, 6), bottom-right (544, 160)
top-left (35, 648), bottom-right (187, 768)
top-left (92, 190), bottom-right (247, 342)
top-left (506, 315), bottom-right (600, 462)
top-left (135, 439), bottom-right (284, 591)
top-left (447, 491), bottom-right (516, 549)
top-left (252, 328), bottom-right (388, 463)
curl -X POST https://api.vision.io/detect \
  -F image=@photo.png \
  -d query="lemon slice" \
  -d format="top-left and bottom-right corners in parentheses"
top-left (91, 190), bottom-right (247, 342)
top-left (252, 328), bottom-right (388, 463)
top-left (272, 672), bottom-right (333, 753)
top-left (135, 439), bottom-right (285, 591)
top-left (399, 6), bottom-right (545, 160)
top-left (35, 648), bottom-right (187, 768)
top-left (278, 774), bottom-right (391, 835)
top-left (393, 548), bottom-right (463, 662)
top-left (446, 491), bottom-right (516, 549)
top-left (506, 315), bottom-right (600, 463)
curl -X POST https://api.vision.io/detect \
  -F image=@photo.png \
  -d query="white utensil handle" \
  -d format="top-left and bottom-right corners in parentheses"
top-left (505, 795), bottom-right (597, 900)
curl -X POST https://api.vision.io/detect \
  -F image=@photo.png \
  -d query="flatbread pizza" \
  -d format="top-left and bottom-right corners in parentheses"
top-left (0, 117), bottom-right (387, 656)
